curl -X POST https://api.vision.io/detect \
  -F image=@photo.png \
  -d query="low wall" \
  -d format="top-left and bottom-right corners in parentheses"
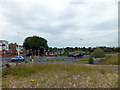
top-left (3, 53), bottom-right (16, 57)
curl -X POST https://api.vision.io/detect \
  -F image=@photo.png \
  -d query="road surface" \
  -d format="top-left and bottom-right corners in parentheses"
top-left (2, 54), bottom-right (118, 71)
top-left (2, 55), bottom-right (90, 68)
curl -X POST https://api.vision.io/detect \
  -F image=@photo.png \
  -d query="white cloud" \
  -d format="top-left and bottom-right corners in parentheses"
top-left (0, 0), bottom-right (118, 47)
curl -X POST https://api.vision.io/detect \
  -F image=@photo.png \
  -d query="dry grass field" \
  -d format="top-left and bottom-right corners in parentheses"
top-left (2, 63), bottom-right (118, 88)
top-left (97, 54), bottom-right (119, 65)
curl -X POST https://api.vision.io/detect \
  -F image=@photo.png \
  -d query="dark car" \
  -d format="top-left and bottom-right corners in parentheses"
top-left (68, 54), bottom-right (74, 57)
top-left (74, 53), bottom-right (84, 58)
top-left (11, 56), bottom-right (25, 62)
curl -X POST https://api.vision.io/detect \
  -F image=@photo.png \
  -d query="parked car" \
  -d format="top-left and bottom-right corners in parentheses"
top-left (68, 53), bottom-right (74, 57)
top-left (74, 53), bottom-right (84, 58)
top-left (11, 56), bottom-right (25, 62)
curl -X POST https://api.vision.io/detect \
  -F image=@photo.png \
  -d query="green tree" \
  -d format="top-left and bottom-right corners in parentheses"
top-left (115, 47), bottom-right (120, 53)
top-left (92, 48), bottom-right (106, 58)
top-left (88, 55), bottom-right (94, 64)
top-left (23, 35), bottom-right (48, 51)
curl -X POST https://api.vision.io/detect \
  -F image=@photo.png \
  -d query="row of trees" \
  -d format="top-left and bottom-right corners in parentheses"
top-left (49, 47), bottom-right (120, 54)
top-left (23, 36), bottom-right (120, 56)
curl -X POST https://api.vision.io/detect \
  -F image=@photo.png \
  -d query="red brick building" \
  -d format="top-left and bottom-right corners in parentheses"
top-left (9, 43), bottom-right (17, 54)
top-left (9, 43), bottom-right (25, 54)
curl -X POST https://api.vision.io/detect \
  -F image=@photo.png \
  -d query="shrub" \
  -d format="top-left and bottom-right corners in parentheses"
top-left (92, 48), bottom-right (106, 58)
top-left (88, 55), bottom-right (94, 64)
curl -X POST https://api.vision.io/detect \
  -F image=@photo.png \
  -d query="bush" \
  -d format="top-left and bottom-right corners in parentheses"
top-left (92, 48), bottom-right (106, 58)
top-left (88, 55), bottom-right (94, 64)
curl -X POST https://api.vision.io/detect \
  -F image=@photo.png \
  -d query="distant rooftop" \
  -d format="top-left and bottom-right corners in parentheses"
top-left (0, 40), bottom-right (8, 42)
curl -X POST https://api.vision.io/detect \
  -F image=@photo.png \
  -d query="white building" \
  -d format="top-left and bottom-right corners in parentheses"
top-left (0, 40), bottom-right (9, 54)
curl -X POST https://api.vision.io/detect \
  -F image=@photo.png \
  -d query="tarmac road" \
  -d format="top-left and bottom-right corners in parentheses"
top-left (1, 54), bottom-right (119, 71)
top-left (2, 55), bottom-right (90, 68)
top-left (3, 55), bottom-right (90, 62)
top-left (1, 53), bottom-right (116, 65)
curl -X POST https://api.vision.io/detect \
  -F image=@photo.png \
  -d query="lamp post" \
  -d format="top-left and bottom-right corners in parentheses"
top-left (17, 32), bottom-right (20, 57)
top-left (16, 32), bottom-right (20, 66)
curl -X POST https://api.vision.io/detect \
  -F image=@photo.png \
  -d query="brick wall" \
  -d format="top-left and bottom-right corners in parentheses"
top-left (3, 53), bottom-right (16, 57)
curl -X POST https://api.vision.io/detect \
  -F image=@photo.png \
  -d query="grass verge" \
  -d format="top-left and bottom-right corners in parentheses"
top-left (74, 58), bottom-right (89, 61)
top-left (2, 63), bottom-right (118, 88)
top-left (96, 54), bottom-right (119, 65)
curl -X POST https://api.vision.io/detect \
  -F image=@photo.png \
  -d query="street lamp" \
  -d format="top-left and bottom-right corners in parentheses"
top-left (17, 32), bottom-right (20, 57)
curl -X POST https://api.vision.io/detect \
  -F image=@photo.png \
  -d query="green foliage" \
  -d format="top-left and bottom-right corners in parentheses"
top-left (23, 36), bottom-right (48, 50)
top-left (88, 55), bottom-right (94, 64)
top-left (71, 51), bottom-right (85, 54)
top-left (115, 47), bottom-right (120, 53)
top-left (92, 48), bottom-right (106, 58)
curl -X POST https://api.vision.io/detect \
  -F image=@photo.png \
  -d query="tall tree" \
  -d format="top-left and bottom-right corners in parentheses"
top-left (23, 36), bottom-right (48, 53)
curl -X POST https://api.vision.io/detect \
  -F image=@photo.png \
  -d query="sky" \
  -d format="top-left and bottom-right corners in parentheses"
top-left (0, 0), bottom-right (119, 48)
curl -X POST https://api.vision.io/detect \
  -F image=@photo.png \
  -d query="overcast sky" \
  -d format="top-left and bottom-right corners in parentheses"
top-left (0, 0), bottom-right (119, 48)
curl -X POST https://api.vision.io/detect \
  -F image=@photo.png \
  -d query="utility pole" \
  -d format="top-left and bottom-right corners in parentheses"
top-left (18, 32), bottom-right (20, 57)
top-left (16, 32), bottom-right (20, 66)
